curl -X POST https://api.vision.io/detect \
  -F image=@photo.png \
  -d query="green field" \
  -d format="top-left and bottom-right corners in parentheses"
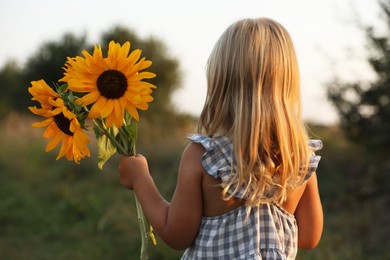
top-left (1, 113), bottom-right (388, 259)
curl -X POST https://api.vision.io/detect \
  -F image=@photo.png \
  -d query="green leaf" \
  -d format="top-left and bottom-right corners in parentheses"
top-left (93, 124), bottom-right (104, 138)
top-left (97, 127), bottom-right (118, 170)
top-left (57, 83), bottom-right (68, 94)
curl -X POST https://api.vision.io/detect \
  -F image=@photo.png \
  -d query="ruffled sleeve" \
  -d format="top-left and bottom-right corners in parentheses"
top-left (303, 139), bottom-right (323, 182)
top-left (187, 134), bottom-right (234, 181)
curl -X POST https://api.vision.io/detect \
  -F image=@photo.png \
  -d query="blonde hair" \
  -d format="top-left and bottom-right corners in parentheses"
top-left (198, 18), bottom-right (310, 206)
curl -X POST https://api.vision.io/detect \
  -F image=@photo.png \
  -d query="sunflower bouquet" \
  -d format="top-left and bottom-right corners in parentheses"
top-left (28, 41), bottom-right (157, 259)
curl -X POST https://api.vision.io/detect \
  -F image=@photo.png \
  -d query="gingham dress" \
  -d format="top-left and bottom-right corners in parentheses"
top-left (181, 134), bottom-right (322, 260)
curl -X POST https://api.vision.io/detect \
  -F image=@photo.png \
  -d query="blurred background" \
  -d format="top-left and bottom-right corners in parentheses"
top-left (0, 0), bottom-right (389, 259)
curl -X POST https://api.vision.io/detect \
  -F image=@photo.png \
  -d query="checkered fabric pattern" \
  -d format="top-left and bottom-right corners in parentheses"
top-left (181, 203), bottom-right (298, 259)
top-left (181, 134), bottom-right (322, 259)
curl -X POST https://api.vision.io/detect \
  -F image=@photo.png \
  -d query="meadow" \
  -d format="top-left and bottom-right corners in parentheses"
top-left (1, 112), bottom-right (388, 259)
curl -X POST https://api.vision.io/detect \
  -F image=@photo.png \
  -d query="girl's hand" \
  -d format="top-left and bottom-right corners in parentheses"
top-left (119, 155), bottom-right (150, 190)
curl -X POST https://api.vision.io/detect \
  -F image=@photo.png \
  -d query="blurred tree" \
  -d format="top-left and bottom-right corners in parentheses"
top-left (23, 33), bottom-right (88, 108)
top-left (0, 60), bottom-right (24, 116)
top-left (1, 25), bottom-right (187, 125)
top-left (327, 2), bottom-right (390, 255)
top-left (327, 0), bottom-right (390, 155)
top-left (0, 33), bottom-right (87, 114)
top-left (24, 33), bottom-right (87, 86)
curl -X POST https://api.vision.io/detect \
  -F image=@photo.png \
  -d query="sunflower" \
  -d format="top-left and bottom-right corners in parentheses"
top-left (60, 41), bottom-right (157, 128)
top-left (28, 80), bottom-right (90, 164)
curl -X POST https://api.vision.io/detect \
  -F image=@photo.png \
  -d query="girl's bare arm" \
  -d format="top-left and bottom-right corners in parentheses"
top-left (119, 142), bottom-right (204, 250)
top-left (294, 173), bottom-right (323, 249)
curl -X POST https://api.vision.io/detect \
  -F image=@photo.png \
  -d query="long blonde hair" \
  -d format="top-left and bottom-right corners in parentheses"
top-left (198, 18), bottom-right (310, 206)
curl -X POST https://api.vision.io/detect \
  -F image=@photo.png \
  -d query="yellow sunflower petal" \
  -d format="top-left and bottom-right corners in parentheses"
top-left (65, 145), bottom-right (75, 162)
top-left (142, 95), bottom-right (154, 103)
top-left (72, 139), bottom-right (90, 163)
top-left (88, 96), bottom-right (107, 119)
top-left (51, 106), bottom-right (62, 116)
top-left (73, 129), bottom-right (90, 153)
top-left (69, 118), bottom-right (78, 133)
top-left (132, 94), bottom-right (142, 105)
top-left (78, 91), bottom-right (100, 106)
top-left (72, 152), bottom-right (82, 164)
top-left (45, 130), bottom-right (64, 152)
top-left (112, 100), bottom-right (124, 128)
top-left (120, 97), bottom-right (127, 112)
top-left (29, 106), bottom-right (51, 117)
top-left (108, 41), bottom-right (130, 70)
top-left (138, 60), bottom-right (153, 71)
top-left (101, 99), bottom-right (114, 118)
top-left (43, 123), bottom-right (58, 138)
top-left (136, 103), bottom-right (149, 110)
top-left (32, 118), bottom-right (53, 128)
top-left (28, 79), bottom-right (61, 119)
top-left (105, 114), bottom-right (114, 128)
top-left (124, 89), bottom-right (136, 102)
top-left (126, 103), bottom-right (139, 121)
top-left (57, 135), bottom-right (73, 160)
top-left (74, 128), bottom-right (90, 145)
top-left (117, 43), bottom-right (133, 70)
top-left (63, 109), bottom-right (77, 121)
top-left (28, 80), bottom-right (58, 98)
top-left (131, 71), bottom-right (156, 81)
top-left (119, 49), bottom-right (142, 73)
top-left (68, 81), bottom-right (97, 93)
top-left (124, 57), bottom-right (146, 77)
top-left (107, 42), bottom-right (119, 69)
top-left (119, 42), bottom-right (131, 59)
top-left (92, 45), bottom-right (108, 69)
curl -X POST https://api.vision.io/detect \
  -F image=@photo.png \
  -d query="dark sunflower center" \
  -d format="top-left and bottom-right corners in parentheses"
top-left (97, 70), bottom-right (128, 99)
top-left (54, 113), bottom-right (73, 136)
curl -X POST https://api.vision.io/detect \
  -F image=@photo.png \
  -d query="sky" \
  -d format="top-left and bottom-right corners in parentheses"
top-left (0, 0), bottom-right (382, 125)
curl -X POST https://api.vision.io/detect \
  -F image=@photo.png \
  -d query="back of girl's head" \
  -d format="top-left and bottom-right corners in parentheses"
top-left (199, 18), bottom-right (310, 205)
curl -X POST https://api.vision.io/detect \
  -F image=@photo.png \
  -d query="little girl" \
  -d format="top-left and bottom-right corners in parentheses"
top-left (119, 17), bottom-right (323, 259)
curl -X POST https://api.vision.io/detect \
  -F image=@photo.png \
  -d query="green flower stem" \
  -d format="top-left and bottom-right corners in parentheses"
top-left (93, 116), bottom-right (150, 259)
top-left (127, 137), bottom-right (149, 260)
top-left (118, 126), bottom-right (131, 154)
top-left (79, 109), bottom-right (147, 260)
top-left (135, 195), bottom-right (149, 260)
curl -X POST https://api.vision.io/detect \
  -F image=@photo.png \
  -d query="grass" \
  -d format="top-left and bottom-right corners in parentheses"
top-left (1, 113), bottom-right (388, 259)
top-left (0, 113), bottom-right (185, 259)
